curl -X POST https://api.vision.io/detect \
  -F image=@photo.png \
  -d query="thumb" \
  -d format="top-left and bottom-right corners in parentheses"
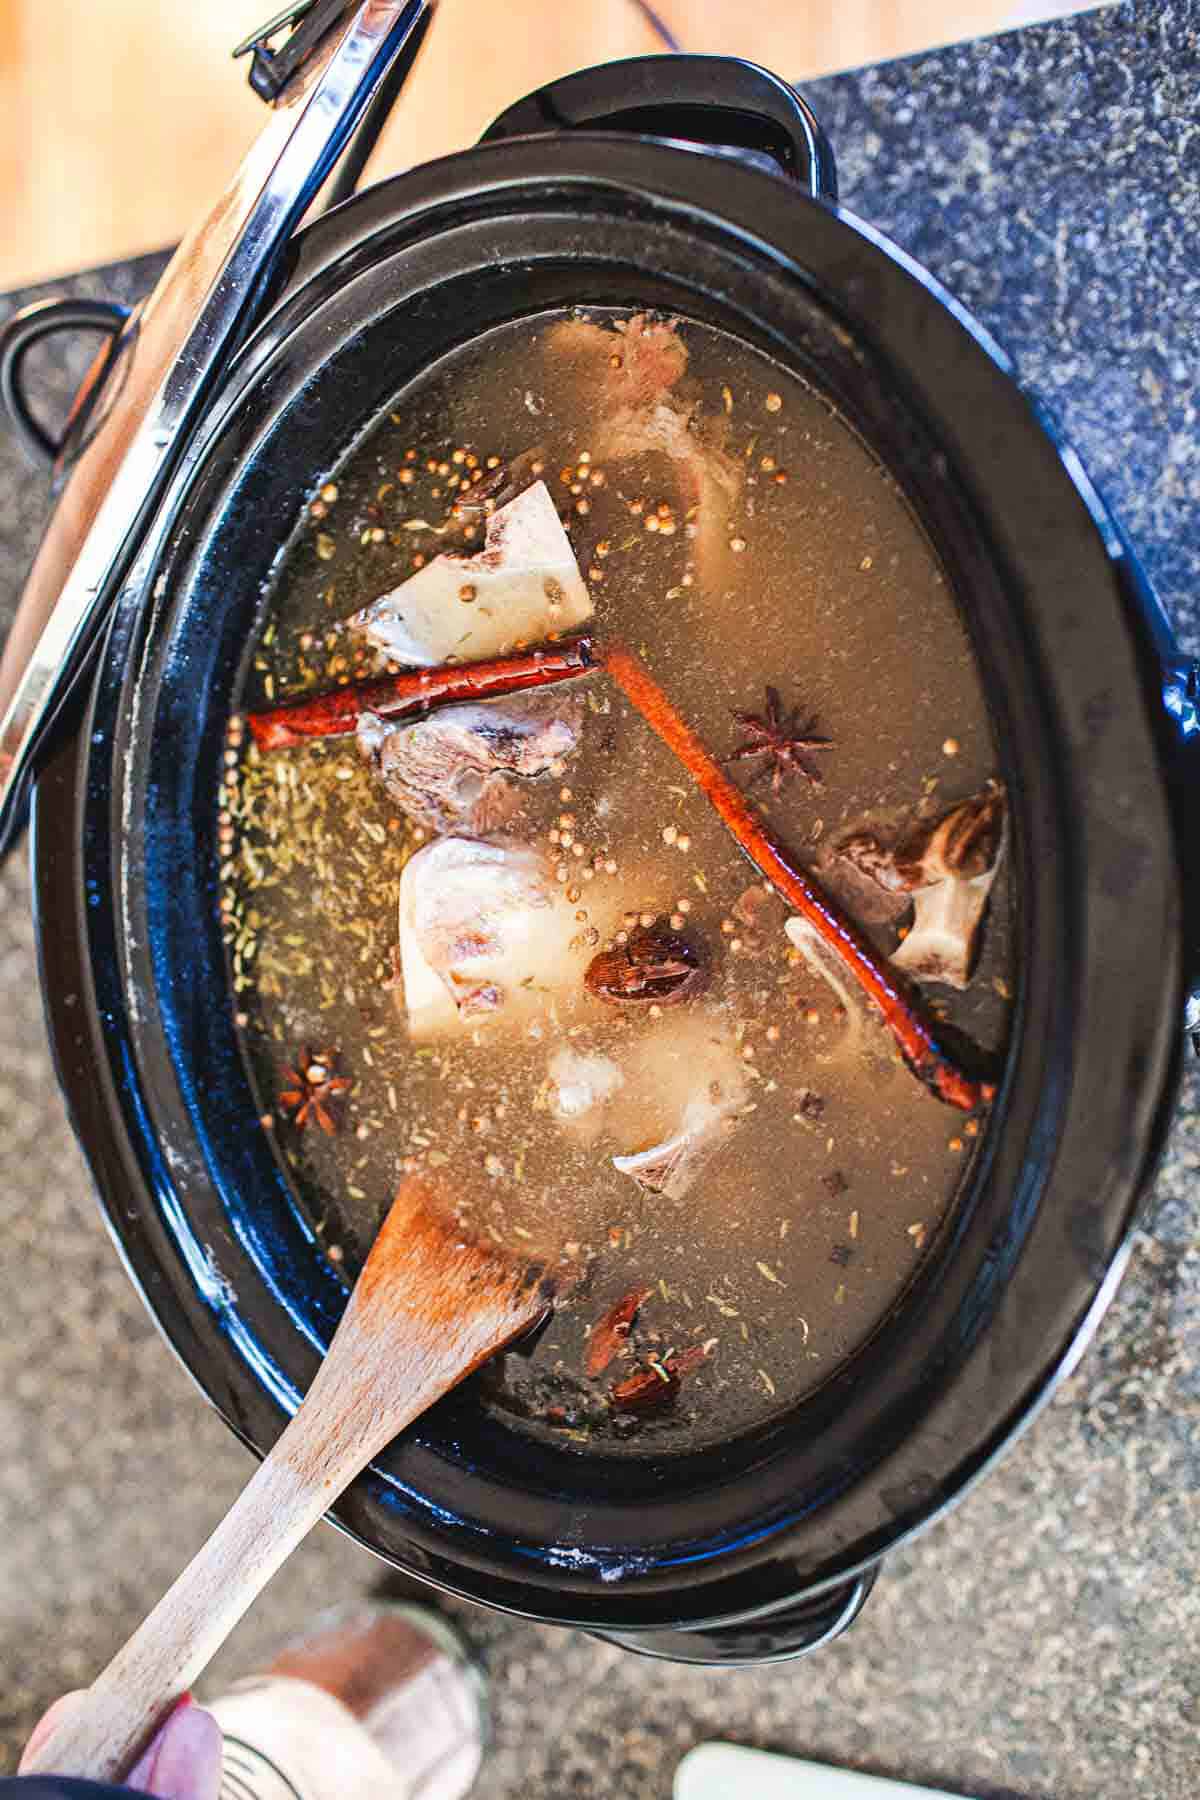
top-left (126, 1697), bottom-right (223, 1800)
top-left (20, 1691), bottom-right (222, 1800)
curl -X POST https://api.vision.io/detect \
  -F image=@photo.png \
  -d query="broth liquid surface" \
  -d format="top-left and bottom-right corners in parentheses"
top-left (221, 309), bottom-right (1012, 1453)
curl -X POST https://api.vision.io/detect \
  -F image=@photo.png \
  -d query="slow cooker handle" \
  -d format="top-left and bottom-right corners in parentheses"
top-left (588, 1566), bottom-right (877, 1665)
top-left (480, 54), bottom-right (837, 203)
top-left (0, 298), bottom-right (130, 469)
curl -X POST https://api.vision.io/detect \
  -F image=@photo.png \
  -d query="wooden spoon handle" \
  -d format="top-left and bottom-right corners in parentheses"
top-left (20, 1411), bottom-right (362, 1782)
top-left (23, 1175), bottom-right (556, 1783)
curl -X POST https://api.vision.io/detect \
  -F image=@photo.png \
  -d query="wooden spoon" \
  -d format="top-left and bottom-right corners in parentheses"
top-left (23, 1175), bottom-right (561, 1783)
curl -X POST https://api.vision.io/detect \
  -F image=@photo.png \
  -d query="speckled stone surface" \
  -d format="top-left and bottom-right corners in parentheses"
top-left (1, 5), bottom-right (1197, 1796)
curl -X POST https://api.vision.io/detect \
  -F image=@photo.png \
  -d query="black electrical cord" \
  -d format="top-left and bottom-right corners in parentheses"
top-left (626, 0), bottom-right (683, 52)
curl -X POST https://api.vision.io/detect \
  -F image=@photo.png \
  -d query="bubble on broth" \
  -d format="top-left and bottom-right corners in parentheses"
top-left (219, 307), bottom-right (1013, 1455)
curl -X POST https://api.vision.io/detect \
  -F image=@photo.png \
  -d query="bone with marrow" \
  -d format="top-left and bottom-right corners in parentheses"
top-left (358, 689), bottom-right (582, 836)
top-left (352, 480), bottom-right (592, 667)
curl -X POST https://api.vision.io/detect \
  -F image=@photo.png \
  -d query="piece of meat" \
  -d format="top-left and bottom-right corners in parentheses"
top-left (352, 481), bottom-right (592, 666)
top-left (357, 690), bottom-right (583, 835)
top-left (813, 838), bottom-right (913, 928)
top-left (543, 313), bottom-right (689, 411)
top-left (592, 398), bottom-right (742, 584)
top-left (452, 444), bottom-right (546, 519)
top-left (397, 836), bottom-right (584, 1039)
top-left (546, 314), bottom-right (743, 588)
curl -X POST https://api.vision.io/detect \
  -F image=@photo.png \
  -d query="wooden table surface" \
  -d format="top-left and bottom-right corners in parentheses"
top-left (0, 0), bottom-right (1088, 288)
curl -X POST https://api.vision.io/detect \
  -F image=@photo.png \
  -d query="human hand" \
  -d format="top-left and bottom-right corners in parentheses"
top-left (19, 1694), bottom-right (222, 1800)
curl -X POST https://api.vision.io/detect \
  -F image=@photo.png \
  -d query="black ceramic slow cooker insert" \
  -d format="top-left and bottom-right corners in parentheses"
top-left (11, 48), bottom-right (1200, 1665)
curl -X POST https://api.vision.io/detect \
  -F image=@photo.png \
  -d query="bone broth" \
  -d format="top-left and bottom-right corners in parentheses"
top-left (221, 308), bottom-right (1012, 1451)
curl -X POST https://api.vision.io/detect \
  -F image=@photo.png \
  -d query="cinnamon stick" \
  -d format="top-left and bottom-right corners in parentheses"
top-left (245, 640), bottom-right (596, 751)
top-left (596, 639), bottom-right (987, 1113)
top-left (243, 627), bottom-right (987, 1112)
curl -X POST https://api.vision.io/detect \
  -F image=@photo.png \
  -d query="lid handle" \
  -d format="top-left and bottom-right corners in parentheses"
top-left (481, 54), bottom-right (837, 202)
top-left (234, 0), bottom-right (359, 102)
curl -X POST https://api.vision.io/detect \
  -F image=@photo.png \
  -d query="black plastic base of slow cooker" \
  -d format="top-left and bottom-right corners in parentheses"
top-left (28, 99), bottom-right (1188, 1661)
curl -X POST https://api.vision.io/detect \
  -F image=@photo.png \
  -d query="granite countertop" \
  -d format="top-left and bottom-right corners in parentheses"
top-left (1, 4), bottom-right (1196, 1796)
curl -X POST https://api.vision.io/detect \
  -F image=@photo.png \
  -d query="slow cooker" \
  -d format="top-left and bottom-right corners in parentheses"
top-left (3, 1), bottom-right (1197, 1664)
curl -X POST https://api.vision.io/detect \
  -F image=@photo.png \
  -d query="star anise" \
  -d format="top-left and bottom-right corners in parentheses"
top-left (725, 686), bottom-right (832, 794)
top-left (279, 1047), bottom-right (352, 1136)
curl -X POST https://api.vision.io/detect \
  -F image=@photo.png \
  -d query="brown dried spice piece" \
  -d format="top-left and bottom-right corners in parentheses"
top-left (585, 924), bottom-right (706, 1006)
top-left (726, 686), bottom-right (832, 795)
top-left (279, 1047), bottom-right (352, 1136)
top-left (586, 1285), bottom-right (654, 1378)
top-left (610, 1362), bottom-right (680, 1413)
top-left (609, 1342), bottom-right (713, 1412)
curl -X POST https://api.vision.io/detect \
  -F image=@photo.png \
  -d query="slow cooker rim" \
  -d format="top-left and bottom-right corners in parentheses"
top-left (33, 133), bottom-right (1184, 1631)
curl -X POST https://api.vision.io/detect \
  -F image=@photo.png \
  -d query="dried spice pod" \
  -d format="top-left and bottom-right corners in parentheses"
top-left (585, 924), bottom-right (706, 1006)
top-left (725, 684), bottom-right (832, 794)
top-left (585, 1284), bottom-right (655, 1377)
top-left (609, 1343), bottom-right (713, 1413)
top-left (278, 1047), bottom-right (352, 1136)
top-left (610, 1361), bottom-right (680, 1414)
